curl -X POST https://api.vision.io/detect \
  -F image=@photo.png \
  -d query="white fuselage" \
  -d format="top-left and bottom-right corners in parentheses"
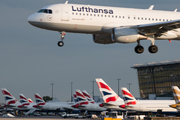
top-left (126, 100), bottom-right (177, 113)
top-left (38, 102), bottom-right (75, 111)
top-left (78, 103), bottom-right (107, 111)
top-left (28, 3), bottom-right (180, 40)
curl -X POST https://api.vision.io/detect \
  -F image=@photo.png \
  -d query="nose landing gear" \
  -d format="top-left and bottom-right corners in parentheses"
top-left (57, 31), bottom-right (66, 47)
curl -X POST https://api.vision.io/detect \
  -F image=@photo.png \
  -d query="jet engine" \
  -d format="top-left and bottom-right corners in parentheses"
top-left (112, 27), bottom-right (146, 43)
top-left (93, 34), bottom-right (115, 44)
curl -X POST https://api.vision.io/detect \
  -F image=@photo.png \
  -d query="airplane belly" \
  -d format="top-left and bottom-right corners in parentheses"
top-left (35, 22), bottom-right (103, 34)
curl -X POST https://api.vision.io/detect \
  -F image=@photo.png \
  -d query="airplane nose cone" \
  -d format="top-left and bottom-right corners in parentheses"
top-left (27, 14), bottom-right (35, 25)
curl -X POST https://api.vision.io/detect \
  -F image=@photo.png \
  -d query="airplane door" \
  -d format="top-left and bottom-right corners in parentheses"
top-left (61, 6), bottom-right (69, 21)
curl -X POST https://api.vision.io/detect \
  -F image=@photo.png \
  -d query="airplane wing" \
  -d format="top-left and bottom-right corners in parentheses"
top-left (78, 106), bottom-right (86, 108)
top-left (34, 106), bottom-right (43, 109)
top-left (5, 105), bottom-right (17, 108)
top-left (62, 107), bottom-right (74, 111)
top-left (25, 109), bottom-right (36, 116)
top-left (102, 103), bottom-right (118, 107)
top-left (136, 19), bottom-right (180, 36)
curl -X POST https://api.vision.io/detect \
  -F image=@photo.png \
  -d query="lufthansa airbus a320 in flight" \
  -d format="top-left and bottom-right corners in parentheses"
top-left (28, 1), bottom-right (180, 54)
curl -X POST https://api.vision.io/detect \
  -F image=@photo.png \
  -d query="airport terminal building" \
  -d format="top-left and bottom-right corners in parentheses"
top-left (132, 60), bottom-right (180, 99)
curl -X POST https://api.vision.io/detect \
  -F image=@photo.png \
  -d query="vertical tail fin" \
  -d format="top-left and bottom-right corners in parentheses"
top-left (121, 87), bottom-right (136, 106)
top-left (28, 98), bottom-right (33, 103)
top-left (73, 92), bottom-right (78, 103)
top-left (1, 88), bottom-right (20, 106)
top-left (75, 89), bottom-right (88, 105)
top-left (33, 93), bottom-right (45, 108)
top-left (172, 86), bottom-right (180, 104)
top-left (19, 94), bottom-right (30, 108)
top-left (82, 90), bottom-right (95, 104)
top-left (96, 78), bottom-right (124, 104)
top-left (72, 90), bottom-right (88, 108)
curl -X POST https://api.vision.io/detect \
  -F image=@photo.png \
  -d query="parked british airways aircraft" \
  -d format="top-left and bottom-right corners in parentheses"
top-left (82, 90), bottom-right (95, 104)
top-left (96, 78), bottom-right (125, 111)
top-left (1, 88), bottom-right (37, 115)
top-left (121, 87), bottom-right (177, 114)
top-left (72, 89), bottom-right (107, 112)
top-left (1, 88), bottom-right (22, 110)
top-left (19, 94), bottom-right (38, 115)
top-left (28, 1), bottom-right (180, 54)
top-left (33, 93), bottom-right (76, 111)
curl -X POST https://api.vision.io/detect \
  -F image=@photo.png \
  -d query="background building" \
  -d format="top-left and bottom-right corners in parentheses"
top-left (132, 60), bottom-right (180, 99)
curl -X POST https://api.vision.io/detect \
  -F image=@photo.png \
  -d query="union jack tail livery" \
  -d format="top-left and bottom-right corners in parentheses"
top-left (72, 89), bottom-right (88, 108)
top-left (96, 78), bottom-right (124, 103)
top-left (33, 93), bottom-right (45, 108)
top-left (76, 89), bottom-right (89, 105)
top-left (82, 90), bottom-right (95, 104)
top-left (18, 94), bottom-right (30, 108)
top-left (121, 87), bottom-right (136, 106)
top-left (73, 92), bottom-right (78, 103)
top-left (1, 88), bottom-right (21, 107)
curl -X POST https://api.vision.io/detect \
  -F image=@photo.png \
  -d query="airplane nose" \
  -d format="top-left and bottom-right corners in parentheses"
top-left (27, 14), bottom-right (36, 25)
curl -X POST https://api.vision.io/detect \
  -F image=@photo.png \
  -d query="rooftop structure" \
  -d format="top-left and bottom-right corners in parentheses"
top-left (132, 60), bottom-right (180, 99)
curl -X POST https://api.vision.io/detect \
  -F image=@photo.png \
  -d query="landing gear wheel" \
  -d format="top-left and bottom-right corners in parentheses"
top-left (135, 45), bottom-right (144, 54)
top-left (57, 41), bottom-right (64, 47)
top-left (148, 45), bottom-right (158, 53)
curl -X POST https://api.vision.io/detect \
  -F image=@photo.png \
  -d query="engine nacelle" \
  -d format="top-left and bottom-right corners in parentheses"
top-left (93, 34), bottom-right (115, 44)
top-left (112, 27), bottom-right (146, 43)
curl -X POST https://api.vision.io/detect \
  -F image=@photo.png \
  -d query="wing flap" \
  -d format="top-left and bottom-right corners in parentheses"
top-left (137, 19), bottom-right (180, 35)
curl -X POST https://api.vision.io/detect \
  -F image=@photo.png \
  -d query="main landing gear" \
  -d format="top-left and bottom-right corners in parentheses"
top-left (148, 45), bottom-right (158, 53)
top-left (134, 36), bottom-right (158, 54)
top-left (57, 31), bottom-right (66, 47)
top-left (135, 41), bottom-right (144, 54)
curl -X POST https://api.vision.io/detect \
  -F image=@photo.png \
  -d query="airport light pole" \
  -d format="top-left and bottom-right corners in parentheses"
top-left (117, 78), bottom-right (121, 96)
top-left (92, 81), bottom-right (95, 100)
top-left (71, 82), bottom-right (73, 102)
top-left (170, 75), bottom-right (176, 86)
top-left (50, 81), bottom-right (54, 99)
top-left (127, 83), bottom-right (132, 92)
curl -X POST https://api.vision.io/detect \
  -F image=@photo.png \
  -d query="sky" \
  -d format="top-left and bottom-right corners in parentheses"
top-left (1, 0), bottom-right (180, 103)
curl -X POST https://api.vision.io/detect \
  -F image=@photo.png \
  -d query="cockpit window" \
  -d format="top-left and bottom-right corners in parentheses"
top-left (38, 9), bottom-right (52, 14)
top-left (49, 10), bottom-right (52, 14)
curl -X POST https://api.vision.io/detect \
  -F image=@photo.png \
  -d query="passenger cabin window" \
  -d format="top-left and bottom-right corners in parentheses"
top-left (38, 9), bottom-right (52, 14)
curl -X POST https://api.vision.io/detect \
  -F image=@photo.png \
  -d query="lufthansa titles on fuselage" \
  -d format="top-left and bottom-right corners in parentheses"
top-left (72, 6), bottom-right (113, 14)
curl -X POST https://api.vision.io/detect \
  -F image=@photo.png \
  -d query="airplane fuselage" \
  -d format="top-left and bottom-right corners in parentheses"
top-left (28, 3), bottom-right (180, 53)
top-left (28, 3), bottom-right (180, 36)
top-left (125, 100), bottom-right (177, 114)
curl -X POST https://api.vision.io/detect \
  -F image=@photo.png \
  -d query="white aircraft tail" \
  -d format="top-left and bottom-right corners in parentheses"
top-left (73, 92), bottom-right (78, 103)
top-left (121, 87), bottom-right (136, 106)
top-left (72, 89), bottom-right (88, 108)
top-left (28, 98), bottom-right (33, 103)
top-left (1, 88), bottom-right (21, 107)
top-left (82, 90), bottom-right (95, 104)
top-left (33, 93), bottom-right (45, 108)
top-left (19, 94), bottom-right (30, 108)
top-left (96, 78), bottom-right (124, 104)
top-left (75, 89), bottom-right (88, 105)
top-left (172, 86), bottom-right (180, 104)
